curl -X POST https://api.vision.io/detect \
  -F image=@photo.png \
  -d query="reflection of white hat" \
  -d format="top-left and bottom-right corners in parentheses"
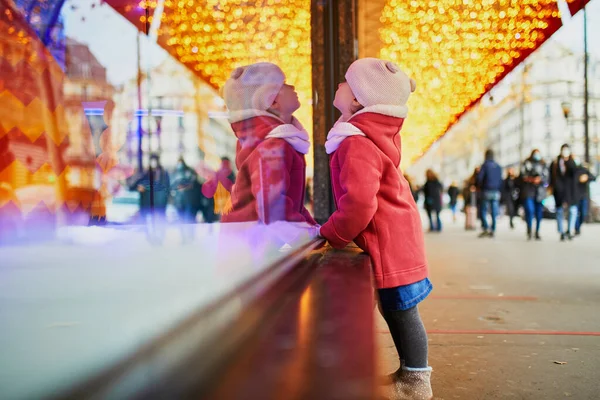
top-left (345, 58), bottom-right (416, 107)
top-left (222, 62), bottom-right (286, 111)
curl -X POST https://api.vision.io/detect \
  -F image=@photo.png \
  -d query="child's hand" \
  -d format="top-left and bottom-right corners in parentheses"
top-left (308, 224), bottom-right (321, 239)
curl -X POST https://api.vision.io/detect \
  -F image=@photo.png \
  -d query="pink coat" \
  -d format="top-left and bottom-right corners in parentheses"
top-left (221, 115), bottom-right (317, 225)
top-left (320, 112), bottom-right (429, 289)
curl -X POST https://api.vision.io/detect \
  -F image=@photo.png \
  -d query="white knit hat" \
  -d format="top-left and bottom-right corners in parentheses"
top-left (222, 62), bottom-right (286, 112)
top-left (345, 58), bottom-right (416, 107)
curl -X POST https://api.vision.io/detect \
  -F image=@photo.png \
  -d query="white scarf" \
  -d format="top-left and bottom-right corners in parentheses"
top-left (325, 119), bottom-right (366, 155)
top-left (324, 104), bottom-right (408, 154)
top-left (228, 109), bottom-right (311, 154)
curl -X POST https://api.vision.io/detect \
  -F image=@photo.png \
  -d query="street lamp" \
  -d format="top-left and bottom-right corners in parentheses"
top-left (154, 96), bottom-right (164, 155)
top-left (561, 100), bottom-right (571, 120)
top-left (178, 115), bottom-right (185, 156)
top-left (154, 114), bottom-right (163, 154)
top-left (561, 100), bottom-right (574, 145)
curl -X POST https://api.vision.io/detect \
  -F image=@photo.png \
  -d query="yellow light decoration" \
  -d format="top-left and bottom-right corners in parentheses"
top-left (135, 0), bottom-right (313, 170)
top-left (379, 0), bottom-right (563, 164)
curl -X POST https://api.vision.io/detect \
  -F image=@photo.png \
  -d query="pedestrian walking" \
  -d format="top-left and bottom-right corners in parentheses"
top-left (502, 167), bottom-right (520, 229)
top-left (550, 144), bottom-right (578, 241)
top-left (448, 182), bottom-right (459, 222)
top-left (405, 174), bottom-right (420, 203)
top-left (129, 154), bottom-right (171, 222)
top-left (463, 176), bottom-right (478, 231)
top-left (468, 167), bottom-right (483, 229)
top-left (521, 149), bottom-right (548, 240)
top-left (423, 169), bottom-right (443, 232)
top-left (477, 149), bottom-right (503, 238)
top-left (573, 159), bottom-right (596, 236)
top-left (171, 156), bottom-right (202, 223)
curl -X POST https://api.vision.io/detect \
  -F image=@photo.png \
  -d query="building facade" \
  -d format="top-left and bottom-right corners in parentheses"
top-left (63, 37), bottom-right (116, 188)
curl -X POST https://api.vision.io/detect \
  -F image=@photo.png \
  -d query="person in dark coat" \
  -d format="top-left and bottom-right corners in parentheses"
top-left (502, 167), bottom-right (520, 229)
top-left (404, 174), bottom-right (420, 203)
top-left (447, 182), bottom-right (460, 222)
top-left (477, 149), bottom-right (503, 238)
top-left (129, 154), bottom-right (171, 222)
top-left (467, 167), bottom-right (483, 227)
top-left (521, 149), bottom-right (548, 240)
top-left (574, 160), bottom-right (596, 236)
top-left (171, 156), bottom-right (202, 223)
top-left (461, 177), bottom-right (476, 230)
top-left (423, 169), bottom-right (443, 232)
top-left (550, 144), bottom-right (578, 241)
top-left (304, 177), bottom-right (313, 207)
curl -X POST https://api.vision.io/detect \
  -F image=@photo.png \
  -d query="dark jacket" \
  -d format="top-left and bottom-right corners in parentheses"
top-left (502, 177), bottom-right (520, 203)
top-left (423, 179), bottom-right (443, 211)
top-left (550, 157), bottom-right (577, 206)
top-left (410, 184), bottom-right (419, 203)
top-left (520, 158), bottom-right (548, 201)
top-left (448, 185), bottom-right (459, 206)
top-left (477, 160), bottom-right (503, 192)
top-left (130, 168), bottom-right (171, 210)
top-left (574, 167), bottom-right (597, 203)
top-left (462, 184), bottom-right (474, 208)
top-left (170, 165), bottom-right (202, 211)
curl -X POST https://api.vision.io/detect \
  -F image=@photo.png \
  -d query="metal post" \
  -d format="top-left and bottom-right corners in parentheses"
top-left (519, 64), bottom-right (527, 164)
top-left (311, 0), bottom-right (358, 224)
top-left (144, 6), bottom-right (154, 214)
top-left (583, 0), bottom-right (590, 164)
top-left (582, 0), bottom-right (592, 223)
top-left (136, 32), bottom-right (143, 172)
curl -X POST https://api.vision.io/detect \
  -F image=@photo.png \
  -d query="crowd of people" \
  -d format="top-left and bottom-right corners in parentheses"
top-left (126, 155), bottom-right (236, 225)
top-left (409, 145), bottom-right (596, 242)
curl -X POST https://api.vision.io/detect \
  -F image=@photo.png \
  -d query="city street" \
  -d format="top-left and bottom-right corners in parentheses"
top-left (379, 213), bottom-right (600, 399)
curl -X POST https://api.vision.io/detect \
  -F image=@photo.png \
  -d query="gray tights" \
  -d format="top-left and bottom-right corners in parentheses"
top-left (382, 305), bottom-right (429, 368)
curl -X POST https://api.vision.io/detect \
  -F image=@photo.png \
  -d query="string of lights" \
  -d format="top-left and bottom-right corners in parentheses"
top-left (379, 0), bottom-right (564, 163)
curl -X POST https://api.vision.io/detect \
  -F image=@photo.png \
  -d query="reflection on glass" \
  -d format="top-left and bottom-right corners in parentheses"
top-left (217, 62), bottom-right (317, 226)
top-left (0, 2), bottom-right (320, 395)
top-left (1, 0), bottom-right (316, 237)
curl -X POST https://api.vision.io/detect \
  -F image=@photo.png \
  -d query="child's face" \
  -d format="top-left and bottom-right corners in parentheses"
top-left (271, 83), bottom-right (300, 114)
top-left (333, 82), bottom-right (358, 118)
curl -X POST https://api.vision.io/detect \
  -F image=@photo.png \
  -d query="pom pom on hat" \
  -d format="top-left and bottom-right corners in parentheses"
top-left (345, 58), bottom-right (416, 107)
top-left (222, 62), bottom-right (286, 112)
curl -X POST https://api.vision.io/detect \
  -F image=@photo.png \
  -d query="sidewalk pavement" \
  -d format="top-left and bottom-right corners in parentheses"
top-left (378, 212), bottom-right (600, 399)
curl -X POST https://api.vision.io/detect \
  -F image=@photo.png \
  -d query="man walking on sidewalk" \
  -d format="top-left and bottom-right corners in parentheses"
top-left (550, 144), bottom-right (578, 241)
top-left (477, 149), bottom-right (503, 238)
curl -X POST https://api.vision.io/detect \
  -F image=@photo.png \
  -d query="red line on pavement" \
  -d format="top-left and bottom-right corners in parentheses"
top-left (429, 295), bottom-right (538, 301)
top-left (378, 329), bottom-right (600, 336)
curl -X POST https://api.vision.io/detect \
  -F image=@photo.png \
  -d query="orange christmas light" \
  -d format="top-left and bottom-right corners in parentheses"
top-left (379, 0), bottom-right (563, 163)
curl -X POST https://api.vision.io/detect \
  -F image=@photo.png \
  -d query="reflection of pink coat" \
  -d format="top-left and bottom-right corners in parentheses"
top-left (221, 115), bottom-right (317, 225)
top-left (201, 168), bottom-right (234, 198)
top-left (320, 112), bottom-right (428, 289)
